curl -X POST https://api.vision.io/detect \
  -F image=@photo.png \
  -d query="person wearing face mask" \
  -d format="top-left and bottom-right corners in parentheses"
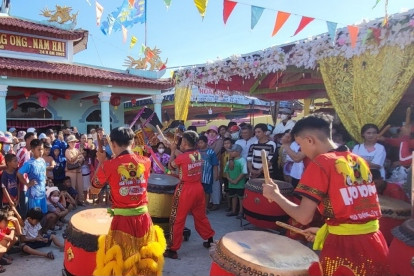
top-left (0, 136), bottom-right (13, 156)
top-left (150, 142), bottom-right (170, 174)
top-left (44, 186), bottom-right (69, 232)
top-left (272, 108), bottom-right (296, 137)
top-left (229, 125), bottom-right (241, 142)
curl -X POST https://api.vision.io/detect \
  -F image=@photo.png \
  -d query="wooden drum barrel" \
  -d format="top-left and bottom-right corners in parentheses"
top-left (378, 195), bottom-right (411, 245)
top-left (210, 230), bottom-right (319, 276)
top-left (147, 173), bottom-right (180, 232)
top-left (389, 218), bottom-right (414, 275)
top-left (64, 208), bottom-right (112, 276)
top-left (243, 178), bottom-right (294, 229)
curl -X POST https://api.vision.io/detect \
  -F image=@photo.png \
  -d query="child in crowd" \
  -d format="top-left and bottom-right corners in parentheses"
top-left (224, 144), bottom-right (247, 219)
top-left (221, 138), bottom-right (233, 211)
top-left (81, 149), bottom-right (91, 202)
top-left (60, 177), bottom-right (78, 209)
top-left (371, 168), bottom-right (410, 203)
top-left (43, 187), bottom-right (69, 232)
top-left (150, 142), bottom-right (170, 174)
top-left (17, 139), bottom-right (48, 214)
top-left (1, 154), bottom-right (19, 207)
top-left (42, 143), bottom-right (56, 186)
top-left (198, 135), bottom-right (219, 211)
top-left (21, 208), bottom-right (64, 260)
top-left (51, 145), bottom-right (66, 188)
top-left (0, 208), bottom-right (21, 272)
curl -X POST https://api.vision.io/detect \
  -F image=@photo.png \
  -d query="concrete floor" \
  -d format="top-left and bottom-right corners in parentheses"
top-left (5, 204), bottom-right (246, 276)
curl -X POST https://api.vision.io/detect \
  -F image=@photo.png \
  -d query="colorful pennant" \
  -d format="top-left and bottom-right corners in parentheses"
top-left (130, 36), bottom-right (138, 48)
top-left (122, 25), bottom-right (128, 43)
top-left (251, 6), bottom-right (264, 30)
top-left (272, 11), bottom-right (290, 37)
top-left (362, 28), bottom-right (373, 45)
top-left (101, 0), bottom-right (146, 35)
top-left (326, 21), bottom-right (337, 42)
top-left (347, 25), bottom-right (359, 48)
top-left (371, 27), bottom-right (381, 44)
top-left (107, 14), bottom-right (116, 35)
top-left (194, 0), bottom-right (208, 19)
top-left (129, 0), bottom-right (135, 6)
top-left (164, 0), bottom-right (172, 8)
top-left (141, 44), bottom-right (147, 54)
top-left (95, 1), bottom-right (104, 26)
top-left (223, 0), bottom-right (237, 25)
top-left (293, 16), bottom-right (314, 36)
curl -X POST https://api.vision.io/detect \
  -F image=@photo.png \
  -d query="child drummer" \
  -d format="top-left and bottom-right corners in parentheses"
top-left (263, 113), bottom-right (390, 276)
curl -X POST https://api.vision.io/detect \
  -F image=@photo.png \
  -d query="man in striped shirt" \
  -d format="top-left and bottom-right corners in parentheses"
top-left (247, 124), bottom-right (276, 179)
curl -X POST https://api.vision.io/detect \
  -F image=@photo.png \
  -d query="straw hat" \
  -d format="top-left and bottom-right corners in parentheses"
top-left (66, 134), bottom-right (78, 143)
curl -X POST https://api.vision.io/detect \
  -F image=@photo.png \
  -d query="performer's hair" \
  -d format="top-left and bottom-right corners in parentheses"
top-left (182, 130), bottom-right (199, 148)
top-left (291, 113), bottom-right (333, 139)
top-left (110, 127), bottom-right (134, 147)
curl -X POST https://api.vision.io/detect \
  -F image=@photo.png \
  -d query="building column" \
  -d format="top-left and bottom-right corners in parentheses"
top-left (99, 92), bottom-right (111, 133)
top-left (0, 86), bottom-right (7, 132)
top-left (152, 94), bottom-right (163, 121)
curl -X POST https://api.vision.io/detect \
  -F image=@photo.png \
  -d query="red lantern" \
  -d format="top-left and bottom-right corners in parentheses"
top-left (13, 100), bottom-right (18, 110)
top-left (110, 96), bottom-right (121, 110)
top-left (131, 98), bottom-right (137, 105)
top-left (24, 91), bottom-right (30, 99)
top-left (93, 98), bottom-right (99, 105)
top-left (37, 92), bottom-right (49, 108)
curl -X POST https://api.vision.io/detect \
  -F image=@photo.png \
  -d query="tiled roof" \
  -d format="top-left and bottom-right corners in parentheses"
top-left (0, 57), bottom-right (173, 90)
top-left (0, 16), bottom-right (87, 40)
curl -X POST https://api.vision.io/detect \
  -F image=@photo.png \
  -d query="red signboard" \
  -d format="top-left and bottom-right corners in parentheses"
top-left (0, 32), bottom-right (66, 57)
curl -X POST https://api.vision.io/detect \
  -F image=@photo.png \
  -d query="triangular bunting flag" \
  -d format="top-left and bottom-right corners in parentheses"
top-left (194, 0), bottom-right (208, 18)
top-left (293, 16), bottom-right (314, 36)
top-left (347, 25), bottom-right (359, 48)
top-left (223, 0), bottom-right (237, 25)
top-left (371, 27), bottom-right (381, 44)
top-left (95, 1), bottom-right (104, 26)
top-left (251, 6), bottom-right (264, 30)
top-left (141, 44), bottom-right (146, 54)
top-left (272, 11), bottom-right (290, 37)
top-left (326, 21), bottom-right (337, 42)
top-left (159, 63), bottom-right (167, 71)
top-left (146, 49), bottom-right (154, 60)
top-left (129, 0), bottom-right (135, 7)
top-left (122, 25), bottom-right (128, 43)
top-left (372, 0), bottom-right (381, 9)
top-left (164, 0), bottom-right (172, 8)
top-left (130, 36), bottom-right (138, 49)
top-left (362, 28), bottom-right (373, 45)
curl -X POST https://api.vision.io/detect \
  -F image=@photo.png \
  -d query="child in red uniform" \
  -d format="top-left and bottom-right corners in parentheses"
top-left (263, 113), bottom-right (390, 276)
top-left (164, 130), bottom-right (215, 259)
top-left (371, 168), bottom-right (410, 203)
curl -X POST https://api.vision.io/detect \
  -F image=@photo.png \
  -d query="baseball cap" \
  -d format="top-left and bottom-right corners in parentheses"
top-left (27, 127), bottom-right (36, 133)
top-left (227, 144), bottom-right (243, 153)
top-left (8, 127), bottom-right (16, 133)
top-left (38, 133), bottom-right (47, 139)
top-left (229, 125), bottom-right (240, 132)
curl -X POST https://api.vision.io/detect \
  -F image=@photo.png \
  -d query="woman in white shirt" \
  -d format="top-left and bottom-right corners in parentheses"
top-left (352, 124), bottom-right (386, 178)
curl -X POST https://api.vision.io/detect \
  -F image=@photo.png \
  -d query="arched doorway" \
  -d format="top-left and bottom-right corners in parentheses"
top-left (86, 109), bottom-right (112, 133)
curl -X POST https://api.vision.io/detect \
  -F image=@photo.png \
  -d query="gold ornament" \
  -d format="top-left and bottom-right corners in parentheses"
top-left (124, 46), bottom-right (168, 71)
top-left (40, 5), bottom-right (78, 25)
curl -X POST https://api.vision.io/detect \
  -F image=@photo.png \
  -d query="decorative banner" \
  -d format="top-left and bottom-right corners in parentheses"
top-left (347, 25), bottom-right (359, 48)
top-left (194, 0), bottom-right (208, 18)
top-left (293, 16), bottom-right (315, 36)
top-left (122, 25), bottom-right (128, 43)
top-left (95, 1), bottom-right (104, 26)
top-left (101, 0), bottom-right (146, 35)
top-left (326, 21), bottom-right (337, 42)
top-left (130, 36), bottom-right (138, 48)
top-left (251, 6), bottom-right (264, 30)
top-left (107, 14), bottom-right (116, 35)
top-left (223, 0), bottom-right (237, 25)
top-left (129, 0), bottom-right (135, 6)
top-left (272, 11), bottom-right (290, 37)
top-left (362, 28), bottom-right (373, 44)
top-left (159, 63), bottom-right (167, 71)
top-left (164, 0), bottom-right (172, 8)
top-left (140, 44), bottom-right (146, 54)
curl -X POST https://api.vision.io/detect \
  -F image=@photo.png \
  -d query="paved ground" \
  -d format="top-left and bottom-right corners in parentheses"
top-left (5, 203), bottom-right (247, 276)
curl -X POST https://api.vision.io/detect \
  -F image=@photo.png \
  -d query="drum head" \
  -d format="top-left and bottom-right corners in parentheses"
top-left (379, 195), bottom-right (411, 219)
top-left (148, 173), bottom-right (180, 193)
top-left (70, 208), bottom-right (112, 236)
top-left (246, 178), bottom-right (294, 195)
top-left (211, 230), bottom-right (318, 276)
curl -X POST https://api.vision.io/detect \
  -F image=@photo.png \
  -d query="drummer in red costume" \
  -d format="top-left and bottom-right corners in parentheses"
top-left (263, 114), bottom-right (391, 276)
top-left (90, 127), bottom-right (166, 276)
top-left (164, 130), bottom-right (215, 259)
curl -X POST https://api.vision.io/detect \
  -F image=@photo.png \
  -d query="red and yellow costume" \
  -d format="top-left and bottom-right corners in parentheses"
top-left (296, 149), bottom-right (390, 276)
top-left (169, 150), bottom-right (215, 251)
top-left (92, 151), bottom-right (166, 276)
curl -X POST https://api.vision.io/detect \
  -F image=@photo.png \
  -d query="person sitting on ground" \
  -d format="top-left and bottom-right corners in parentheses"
top-left (371, 168), bottom-right (410, 203)
top-left (21, 208), bottom-right (64, 260)
top-left (60, 177), bottom-right (78, 209)
top-left (224, 144), bottom-right (247, 219)
top-left (43, 187), bottom-right (69, 232)
top-left (0, 208), bottom-right (21, 272)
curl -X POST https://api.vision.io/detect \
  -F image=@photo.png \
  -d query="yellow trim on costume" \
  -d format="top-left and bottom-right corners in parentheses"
top-left (313, 220), bottom-right (379, 251)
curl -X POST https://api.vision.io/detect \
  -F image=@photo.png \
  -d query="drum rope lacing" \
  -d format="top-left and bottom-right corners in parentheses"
top-left (213, 242), bottom-right (277, 276)
top-left (245, 181), bottom-right (293, 195)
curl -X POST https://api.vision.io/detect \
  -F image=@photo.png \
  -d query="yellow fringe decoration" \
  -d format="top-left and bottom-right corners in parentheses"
top-left (93, 224), bottom-right (166, 276)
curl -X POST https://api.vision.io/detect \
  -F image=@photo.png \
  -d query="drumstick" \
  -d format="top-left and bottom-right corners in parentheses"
top-left (275, 221), bottom-right (313, 238)
top-left (156, 125), bottom-right (170, 146)
top-left (406, 107), bottom-right (411, 127)
top-left (378, 124), bottom-right (391, 137)
top-left (2, 186), bottom-right (23, 226)
top-left (261, 149), bottom-right (273, 203)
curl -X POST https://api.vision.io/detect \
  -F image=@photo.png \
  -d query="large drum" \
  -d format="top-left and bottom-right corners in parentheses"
top-left (147, 173), bottom-right (180, 231)
top-left (389, 218), bottom-right (414, 275)
top-left (378, 195), bottom-right (411, 245)
top-left (210, 230), bottom-right (319, 276)
top-left (64, 208), bottom-right (112, 276)
top-left (243, 178), bottom-right (294, 229)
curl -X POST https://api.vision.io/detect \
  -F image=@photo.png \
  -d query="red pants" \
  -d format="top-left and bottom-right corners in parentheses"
top-left (168, 182), bottom-right (215, 251)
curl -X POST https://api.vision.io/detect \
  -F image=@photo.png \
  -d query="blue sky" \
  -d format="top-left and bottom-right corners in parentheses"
top-left (9, 0), bottom-right (414, 72)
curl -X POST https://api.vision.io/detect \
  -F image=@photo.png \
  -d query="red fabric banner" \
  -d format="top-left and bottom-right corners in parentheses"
top-left (272, 11), bottom-right (291, 37)
top-left (293, 16), bottom-right (315, 36)
top-left (223, 0), bottom-right (237, 25)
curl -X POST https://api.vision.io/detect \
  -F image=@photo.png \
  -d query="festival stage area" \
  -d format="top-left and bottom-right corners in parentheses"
top-left (6, 202), bottom-right (248, 276)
